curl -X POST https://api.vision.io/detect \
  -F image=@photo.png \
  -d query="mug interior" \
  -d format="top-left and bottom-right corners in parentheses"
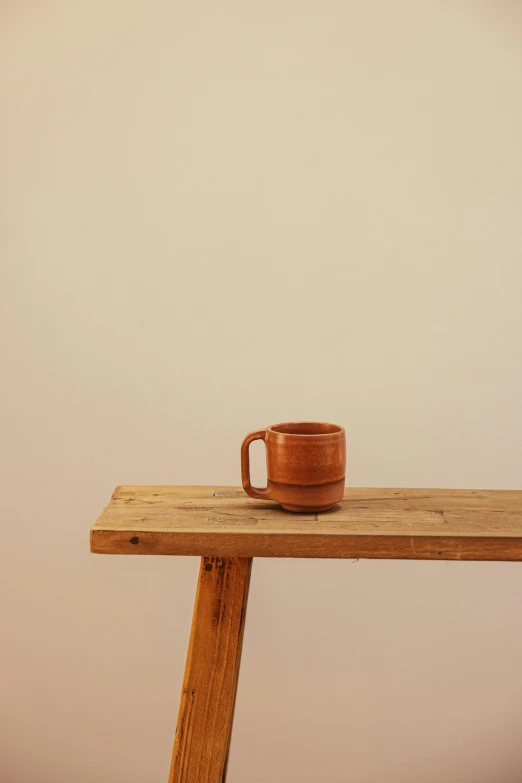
top-left (270, 422), bottom-right (343, 436)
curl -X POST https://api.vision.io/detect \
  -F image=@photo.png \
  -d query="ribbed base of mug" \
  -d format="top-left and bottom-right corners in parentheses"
top-left (267, 478), bottom-right (345, 513)
top-left (280, 502), bottom-right (338, 513)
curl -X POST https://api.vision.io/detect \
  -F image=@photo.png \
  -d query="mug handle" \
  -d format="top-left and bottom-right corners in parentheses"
top-left (241, 429), bottom-right (270, 500)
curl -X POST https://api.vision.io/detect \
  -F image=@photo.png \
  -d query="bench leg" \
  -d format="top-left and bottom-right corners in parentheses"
top-left (168, 556), bottom-right (253, 783)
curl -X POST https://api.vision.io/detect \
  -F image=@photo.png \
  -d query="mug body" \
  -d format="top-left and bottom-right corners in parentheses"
top-left (265, 422), bottom-right (345, 511)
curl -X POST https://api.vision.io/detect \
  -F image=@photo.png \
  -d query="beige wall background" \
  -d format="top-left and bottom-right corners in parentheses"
top-left (2, 1), bottom-right (522, 781)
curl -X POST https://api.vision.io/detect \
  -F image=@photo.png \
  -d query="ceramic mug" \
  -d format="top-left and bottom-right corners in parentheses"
top-left (241, 421), bottom-right (346, 512)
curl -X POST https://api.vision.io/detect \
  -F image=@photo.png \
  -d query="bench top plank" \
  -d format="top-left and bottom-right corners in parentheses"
top-left (90, 486), bottom-right (522, 561)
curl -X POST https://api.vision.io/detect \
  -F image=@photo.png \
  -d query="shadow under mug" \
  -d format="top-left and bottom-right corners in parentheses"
top-left (241, 421), bottom-right (346, 512)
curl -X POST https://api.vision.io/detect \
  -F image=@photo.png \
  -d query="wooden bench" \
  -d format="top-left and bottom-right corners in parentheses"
top-left (91, 485), bottom-right (522, 782)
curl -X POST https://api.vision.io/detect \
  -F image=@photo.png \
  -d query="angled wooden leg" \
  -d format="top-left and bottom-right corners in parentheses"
top-left (168, 556), bottom-right (253, 783)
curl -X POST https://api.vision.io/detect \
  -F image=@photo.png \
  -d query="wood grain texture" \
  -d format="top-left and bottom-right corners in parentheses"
top-left (168, 556), bottom-right (252, 783)
top-left (90, 486), bottom-right (522, 560)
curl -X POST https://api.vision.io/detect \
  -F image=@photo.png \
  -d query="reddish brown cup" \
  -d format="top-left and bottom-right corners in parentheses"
top-left (241, 422), bottom-right (346, 512)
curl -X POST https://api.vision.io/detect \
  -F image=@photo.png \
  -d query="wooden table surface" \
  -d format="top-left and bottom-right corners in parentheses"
top-left (91, 485), bottom-right (522, 560)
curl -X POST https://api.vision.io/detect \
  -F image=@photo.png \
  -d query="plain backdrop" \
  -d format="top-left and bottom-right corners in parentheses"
top-left (2, 1), bottom-right (522, 781)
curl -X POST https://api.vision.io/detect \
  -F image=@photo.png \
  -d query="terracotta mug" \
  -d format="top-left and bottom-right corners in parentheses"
top-left (241, 422), bottom-right (346, 512)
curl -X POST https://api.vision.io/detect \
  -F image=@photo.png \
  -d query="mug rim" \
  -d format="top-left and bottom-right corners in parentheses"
top-left (268, 421), bottom-right (344, 437)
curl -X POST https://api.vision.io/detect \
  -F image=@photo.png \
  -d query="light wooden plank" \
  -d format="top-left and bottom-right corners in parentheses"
top-left (112, 485), bottom-right (522, 510)
top-left (112, 485), bottom-right (219, 502)
top-left (90, 486), bottom-right (522, 560)
top-left (168, 556), bottom-right (252, 783)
